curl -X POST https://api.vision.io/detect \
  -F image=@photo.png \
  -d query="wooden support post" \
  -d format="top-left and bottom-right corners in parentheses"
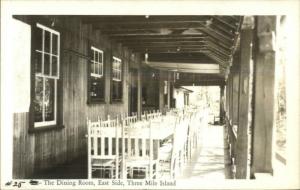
top-left (87, 120), bottom-right (92, 179)
top-left (235, 16), bottom-right (254, 179)
top-left (167, 72), bottom-right (171, 109)
top-left (121, 121), bottom-right (126, 179)
top-left (149, 121), bottom-right (153, 179)
top-left (251, 16), bottom-right (277, 176)
top-left (159, 70), bottom-right (165, 112)
top-left (225, 79), bottom-right (230, 118)
top-left (116, 117), bottom-right (119, 179)
top-left (137, 61), bottom-right (142, 119)
top-left (229, 74), bottom-right (233, 124)
top-left (232, 61), bottom-right (240, 125)
top-left (220, 85), bottom-right (225, 124)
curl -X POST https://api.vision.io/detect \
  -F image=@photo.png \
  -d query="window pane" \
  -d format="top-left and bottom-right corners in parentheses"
top-left (44, 78), bottom-right (55, 121)
top-left (96, 52), bottom-right (99, 62)
top-left (99, 52), bottom-right (102, 63)
top-left (52, 34), bottom-right (58, 55)
top-left (34, 52), bottom-right (43, 74)
top-left (95, 63), bottom-right (100, 75)
top-left (52, 56), bottom-right (58, 77)
top-left (44, 54), bottom-right (50, 75)
top-left (34, 77), bottom-right (44, 122)
top-left (90, 61), bottom-right (94, 74)
top-left (99, 64), bottom-right (103, 76)
top-left (44, 30), bottom-right (51, 53)
top-left (36, 27), bottom-right (43, 51)
top-left (90, 76), bottom-right (104, 100)
top-left (112, 81), bottom-right (122, 100)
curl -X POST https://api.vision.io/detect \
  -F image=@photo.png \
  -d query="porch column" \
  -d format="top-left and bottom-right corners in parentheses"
top-left (219, 85), bottom-right (225, 124)
top-left (251, 16), bottom-right (277, 176)
top-left (167, 72), bottom-right (171, 109)
top-left (228, 71), bottom-right (233, 125)
top-left (232, 57), bottom-right (240, 126)
top-left (235, 16), bottom-right (254, 179)
top-left (159, 70), bottom-right (165, 112)
top-left (137, 61), bottom-right (142, 119)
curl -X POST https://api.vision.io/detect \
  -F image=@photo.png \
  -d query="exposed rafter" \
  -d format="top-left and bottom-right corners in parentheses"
top-left (81, 15), bottom-right (242, 79)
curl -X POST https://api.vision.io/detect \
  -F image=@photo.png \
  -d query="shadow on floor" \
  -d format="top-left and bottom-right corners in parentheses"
top-left (31, 155), bottom-right (88, 179)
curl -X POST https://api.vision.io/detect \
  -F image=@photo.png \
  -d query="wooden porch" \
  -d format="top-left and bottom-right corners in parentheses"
top-left (3, 12), bottom-right (296, 184)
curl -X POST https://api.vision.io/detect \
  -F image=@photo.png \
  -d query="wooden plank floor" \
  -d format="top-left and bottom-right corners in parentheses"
top-left (31, 123), bottom-right (232, 180)
top-left (179, 124), bottom-right (233, 179)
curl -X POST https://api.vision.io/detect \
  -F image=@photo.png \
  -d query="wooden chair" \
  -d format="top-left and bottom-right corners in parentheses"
top-left (169, 112), bottom-right (190, 178)
top-left (141, 111), bottom-right (147, 121)
top-left (87, 111), bottom-right (177, 179)
top-left (87, 116), bottom-right (121, 179)
top-left (122, 119), bottom-right (160, 179)
top-left (122, 113), bottom-right (138, 127)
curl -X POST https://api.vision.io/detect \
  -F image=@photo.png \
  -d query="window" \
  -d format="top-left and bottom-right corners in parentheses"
top-left (33, 23), bottom-right (60, 127)
top-left (112, 57), bottom-right (122, 81)
top-left (111, 57), bottom-right (123, 101)
top-left (88, 46), bottom-right (105, 103)
top-left (164, 81), bottom-right (168, 106)
top-left (91, 47), bottom-right (104, 78)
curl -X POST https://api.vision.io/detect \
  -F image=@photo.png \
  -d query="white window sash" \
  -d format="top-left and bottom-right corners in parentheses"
top-left (112, 57), bottom-right (122, 81)
top-left (34, 76), bottom-right (57, 127)
top-left (34, 23), bottom-right (60, 127)
top-left (37, 23), bottom-right (60, 35)
top-left (91, 46), bottom-right (104, 77)
top-left (36, 23), bottom-right (60, 78)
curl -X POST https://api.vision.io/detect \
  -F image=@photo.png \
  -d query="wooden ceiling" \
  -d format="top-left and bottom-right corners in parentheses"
top-left (83, 15), bottom-right (243, 80)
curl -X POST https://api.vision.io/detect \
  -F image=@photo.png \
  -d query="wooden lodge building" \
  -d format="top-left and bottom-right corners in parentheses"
top-left (1, 12), bottom-right (299, 185)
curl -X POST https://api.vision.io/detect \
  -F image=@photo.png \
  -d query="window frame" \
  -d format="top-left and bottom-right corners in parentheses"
top-left (34, 23), bottom-right (60, 128)
top-left (111, 56), bottom-right (123, 102)
top-left (90, 46), bottom-right (104, 78)
top-left (112, 56), bottom-right (122, 82)
top-left (29, 21), bottom-right (64, 133)
top-left (87, 45), bottom-right (106, 104)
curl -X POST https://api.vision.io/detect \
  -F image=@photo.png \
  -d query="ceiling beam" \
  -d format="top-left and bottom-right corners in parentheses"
top-left (206, 36), bottom-right (233, 49)
top-left (100, 28), bottom-right (204, 36)
top-left (204, 51), bottom-right (230, 64)
top-left (210, 22), bottom-right (236, 37)
top-left (205, 53), bottom-right (227, 66)
top-left (125, 42), bottom-right (205, 48)
top-left (119, 38), bottom-right (206, 44)
top-left (152, 67), bottom-right (220, 74)
top-left (146, 61), bottom-right (219, 68)
top-left (200, 29), bottom-right (233, 46)
top-left (82, 15), bottom-right (211, 24)
top-left (201, 27), bottom-right (234, 42)
top-left (205, 45), bottom-right (232, 59)
top-left (95, 22), bottom-right (209, 30)
top-left (213, 16), bottom-right (238, 30)
top-left (131, 47), bottom-right (209, 53)
top-left (175, 80), bottom-right (226, 86)
top-left (211, 22), bottom-right (236, 36)
top-left (110, 34), bottom-right (205, 40)
top-left (204, 40), bottom-right (232, 53)
top-left (94, 21), bottom-right (208, 30)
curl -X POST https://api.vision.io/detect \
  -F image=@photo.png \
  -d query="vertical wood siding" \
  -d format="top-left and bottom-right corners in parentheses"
top-left (13, 17), bottom-right (140, 178)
